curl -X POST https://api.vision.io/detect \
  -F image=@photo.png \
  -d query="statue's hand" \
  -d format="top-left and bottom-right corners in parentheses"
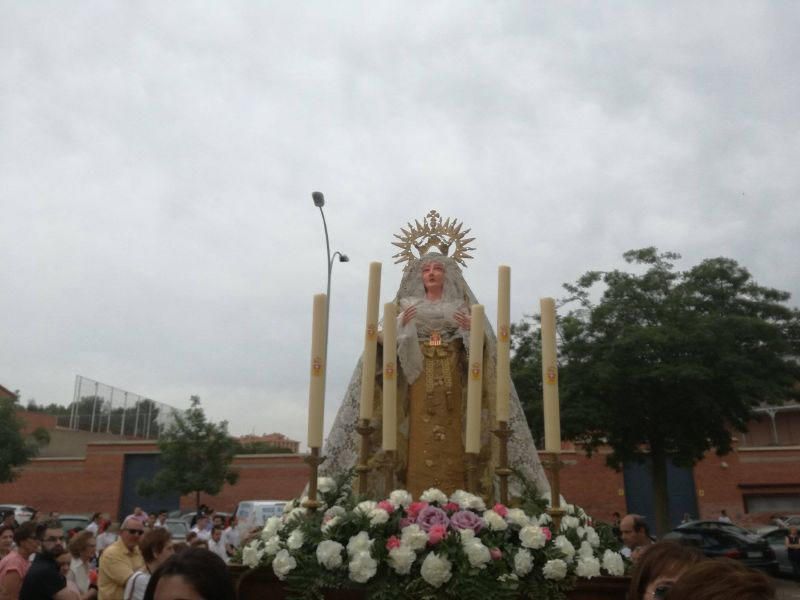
top-left (401, 305), bottom-right (417, 326)
top-left (454, 310), bottom-right (471, 331)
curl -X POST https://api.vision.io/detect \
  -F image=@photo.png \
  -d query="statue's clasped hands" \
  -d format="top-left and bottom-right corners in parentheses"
top-left (454, 310), bottom-right (471, 331)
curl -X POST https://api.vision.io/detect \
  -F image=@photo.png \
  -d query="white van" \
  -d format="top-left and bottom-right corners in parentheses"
top-left (235, 500), bottom-right (286, 535)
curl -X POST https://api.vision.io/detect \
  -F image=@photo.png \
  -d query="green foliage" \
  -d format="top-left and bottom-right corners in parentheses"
top-left (0, 399), bottom-right (40, 482)
top-left (510, 321), bottom-right (544, 445)
top-left (138, 395), bottom-right (239, 507)
top-left (233, 440), bottom-right (293, 455)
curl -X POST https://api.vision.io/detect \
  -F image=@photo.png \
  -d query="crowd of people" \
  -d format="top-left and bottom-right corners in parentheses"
top-left (0, 505), bottom-right (240, 600)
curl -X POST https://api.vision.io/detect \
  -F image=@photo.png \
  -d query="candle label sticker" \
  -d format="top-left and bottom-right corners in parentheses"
top-left (384, 362), bottom-right (395, 380)
top-left (365, 323), bottom-right (377, 341)
top-left (546, 366), bottom-right (557, 384)
top-left (470, 362), bottom-right (482, 380)
top-left (311, 356), bottom-right (323, 377)
top-left (429, 330), bottom-right (442, 346)
top-left (498, 324), bottom-right (509, 342)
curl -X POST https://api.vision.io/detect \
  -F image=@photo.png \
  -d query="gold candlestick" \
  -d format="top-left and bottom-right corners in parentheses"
top-left (303, 447), bottom-right (326, 511)
top-left (356, 418), bottom-right (375, 497)
top-left (492, 421), bottom-right (512, 505)
top-left (382, 450), bottom-right (396, 496)
top-left (543, 452), bottom-right (566, 532)
top-left (466, 452), bottom-right (480, 494)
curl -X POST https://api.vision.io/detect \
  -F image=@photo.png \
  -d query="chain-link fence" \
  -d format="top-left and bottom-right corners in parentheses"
top-left (55, 376), bottom-right (179, 439)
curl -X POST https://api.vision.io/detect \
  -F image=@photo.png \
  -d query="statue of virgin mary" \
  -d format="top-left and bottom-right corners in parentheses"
top-left (321, 211), bottom-right (550, 501)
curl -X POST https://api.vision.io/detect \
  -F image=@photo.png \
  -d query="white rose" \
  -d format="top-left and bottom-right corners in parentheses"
top-left (448, 489), bottom-right (486, 511)
top-left (506, 508), bottom-right (530, 528)
top-left (322, 516), bottom-right (340, 534)
top-left (513, 549), bottom-right (533, 577)
top-left (348, 551), bottom-right (378, 583)
top-left (389, 489), bottom-right (413, 508)
top-left (538, 512), bottom-right (553, 526)
top-left (264, 535), bottom-right (282, 556)
top-left (355, 500), bottom-right (377, 516)
top-left (287, 529), bottom-right (304, 550)
top-left (464, 540), bottom-right (491, 568)
top-left (316, 540), bottom-right (344, 570)
top-left (585, 527), bottom-right (600, 548)
top-left (241, 542), bottom-right (263, 568)
top-left (420, 552), bottom-right (452, 588)
top-left (400, 524), bottom-right (428, 551)
top-left (388, 545), bottom-right (416, 575)
top-left (347, 531), bottom-right (374, 557)
top-left (421, 488), bottom-right (448, 504)
top-left (576, 556), bottom-right (601, 579)
top-left (602, 550), bottom-right (625, 576)
top-left (519, 525), bottom-right (547, 550)
top-left (561, 515), bottom-right (580, 531)
top-left (369, 508), bottom-right (390, 526)
top-left (542, 558), bottom-right (568, 580)
top-left (554, 535), bottom-right (575, 561)
top-left (578, 540), bottom-right (594, 560)
top-left (271, 549), bottom-right (297, 580)
top-left (317, 476), bottom-right (336, 493)
top-left (261, 516), bottom-right (283, 540)
top-left (483, 510), bottom-right (508, 532)
top-left (459, 528), bottom-right (476, 545)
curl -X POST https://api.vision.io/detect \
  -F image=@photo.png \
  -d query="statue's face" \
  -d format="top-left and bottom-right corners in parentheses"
top-left (421, 261), bottom-right (445, 291)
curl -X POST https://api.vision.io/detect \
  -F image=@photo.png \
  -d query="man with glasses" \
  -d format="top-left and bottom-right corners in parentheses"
top-left (18, 520), bottom-right (72, 599)
top-left (98, 516), bottom-right (144, 600)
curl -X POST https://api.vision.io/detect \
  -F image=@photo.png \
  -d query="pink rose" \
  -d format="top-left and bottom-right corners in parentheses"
top-left (443, 502), bottom-right (460, 513)
top-left (377, 500), bottom-right (395, 514)
top-left (427, 524), bottom-right (447, 545)
top-left (407, 501), bottom-right (429, 520)
top-left (492, 503), bottom-right (508, 517)
top-left (490, 547), bottom-right (502, 560)
top-left (542, 527), bottom-right (552, 540)
top-left (386, 535), bottom-right (401, 550)
top-left (449, 510), bottom-right (484, 534)
top-left (417, 506), bottom-right (450, 532)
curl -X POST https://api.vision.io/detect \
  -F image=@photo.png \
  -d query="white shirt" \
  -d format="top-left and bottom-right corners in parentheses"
top-left (123, 570), bottom-right (150, 600)
top-left (208, 538), bottom-right (228, 563)
top-left (96, 531), bottom-right (118, 553)
top-left (222, 526), bottom-right (240, 550)
top-left (190, 526), bottom-right (211, 541)
top-left (85, 521), bottom-right (99, 536)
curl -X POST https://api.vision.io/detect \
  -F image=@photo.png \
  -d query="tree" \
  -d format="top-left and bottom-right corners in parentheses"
top-left (138, 395), bottom-right (239, 510)
top-left (0, 398), bottom-right (46, 482)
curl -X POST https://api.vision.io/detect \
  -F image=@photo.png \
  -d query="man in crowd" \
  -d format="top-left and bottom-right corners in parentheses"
top-left (222, 516), bottom-right (240, 559)
top-left (0, 522), bottom-right (39, 599)
top-left (207, 526), bottom-right (228, 563)
top-left (1, 512), bottom-right (15, 530)
top-left (98, 516), bottom-right (145, 600)
top-left (190, 515), bottom-right (211, 542)
top-left (85, 513), bottom-right (102, 536)
top-left (619, 513), bottom-right (653, 562)
top-left (153, 510), bottom-right (168, 529)
top-left (18, 520), bottom-right (72, 600)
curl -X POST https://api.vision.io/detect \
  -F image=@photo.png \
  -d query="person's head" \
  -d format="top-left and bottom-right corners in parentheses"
top-left (134, 506), bottom-right (144, 516)
top-left (56, 550), bottom-right (72, 577)
top-left (211, 526), bottom-right (222, 542)
top-left (146, 513), bottom-right (157, 526)
top-left (140, 527), bottom-right (174, 568)
top-left (1, 512), bottom-right (14, 527)
top-left (185, 531), bottom-right (198, 543)
top-left (0, 525), bottom-right (14, 554)
top-left (720, 509), bottom-right (727, 516)
top-left (212, 514), bottom-right (224, 528)
top-left (143, 547), bottom-right (235, 600)
top-left (12, 521), bottom-right (39, 557)
top-left (120, 516), bottom-right (146, 550)
top-left (190, 539), bottom-right (208, 549)
top-left (90, 512), bottom-right (102, 524)
top-left (789, 526), bottom-right (798, 536)
top-left (36, 519), bottom-right (65, 558)
top-left (195, 515), bottom-right (208, 529)
top-left (666, 558), bottom-right (775, 600)
top-left (621, 514), bottom-right (651, 550)
top-left (68, 530), bottom-right (96, 561)
top-left (157, 510), bottom-right (168, 522)
top-left (628, 541), bottom-right (704, 600)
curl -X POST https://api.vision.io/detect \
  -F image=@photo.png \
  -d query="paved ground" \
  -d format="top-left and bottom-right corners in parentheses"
top-left (775, 576), bottom-right (800, 600)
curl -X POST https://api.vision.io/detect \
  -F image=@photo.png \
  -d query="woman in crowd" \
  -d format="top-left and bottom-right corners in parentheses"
top-left (0, 526), bottom-right (13, 560)
top-left (57, 550), bottom-right (84, 600)
top-left (627, 541), bottom-right (704, 600)
top-left (142, 547), bottom-right (235, 600)
top-left (67, 530), bottom-right (97, 599)
top-left (124, 528), bottom-right (174, 600)
top-left (786, 525), bottom-right (800, 578)
top-left (0, 522), bottom-right (39, 600)
top-left (666, 558), bottom-right (775, 600)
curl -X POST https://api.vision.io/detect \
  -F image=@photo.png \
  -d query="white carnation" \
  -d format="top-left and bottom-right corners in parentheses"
top-left (348, 551), bottom-right (378, 583)
top-left (420, 488), bottom-right (448, 504)
top-left (542, 558), bottom-right (568, 580)
top-left (325, 505), bottom-right (346, 519)
top-left (389, 489), bottom-right (413, 508)
top-left (261, 516), bottom-right (283, 540)
top-left (506, 508), bottom-right (530, 528)
top-left (346, 531), bottom-right (374, 557)
top-left (241, 542), bottom-right (263, 568)
top-left (578, 540), bottom-right (594, 560)
top-left (565, 503), bottom-right (576, 515)
top-left (561, 515), bottom-right (580, 531)
top-left (317, 476), bottom-right (336, 493)
top-left (322, 515), bottom-right (340, 534)
top-left (554, 535), bottom-right (575, 561)
top-left (287, 529), bottom-right (304, 550)
top-left (449, 489), bottom-right (486, 511)
top-left (388, 545), bottom-right (416, 575)
top-left (513, 549), bottom-right (533, 577)
top-left (284, 506), bottom-right (307, 524)
top-left (464, 540), bottom-right (491, 568)
top-left (576, 556), bottom-right (601, 579)
top-left (459, 528), bottom-right (476, 545)
top-left (264, 535), bottom-right (282, 555)
top-left (420, 552), bottom-right (452, 588)
top-left (538, 512), bottom-right (553, 526)
top-left (316, 540), bottom-right (344, 570)
top-left (602, 549), bottom-right (625, 576)
top-left (400, 524), bottom-right (428, 551)
top-left (271, 549), bottom-right (297, 580)
top-left (585, 527), bottom-right (600, 548)
top-left (355, 500), bottom-right (377, 516)
top-left (369, 508), bottom-right (390, 526)
top-left (483, 510), bottom-right (508, 532)
top-left (519, 525), bottom-right (547, 550)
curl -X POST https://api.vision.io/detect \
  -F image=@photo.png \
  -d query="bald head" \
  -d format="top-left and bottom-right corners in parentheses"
top-left (620, 514), bottom-right (651, 550)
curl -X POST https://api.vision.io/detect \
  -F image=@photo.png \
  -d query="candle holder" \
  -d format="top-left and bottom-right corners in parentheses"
top-left (492, 420), bottom-right (512, 505)
top-left (356, 419), bottom-right (375, 497)
top-left (382, 450), bottom-right (396, 496)
top-left (543, 452), bottom-right (566, 532)
top-left (466, 452), bottom-right (480, 494)
top-left (303, 447), bottom-right (326, 511)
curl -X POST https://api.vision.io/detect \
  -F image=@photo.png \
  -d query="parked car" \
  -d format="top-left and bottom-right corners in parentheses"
top-left (164, 518), bottom-right (189, 542)
top-left (664, 525), bottom-right (779, 575)
top-left (757, 526), bottom-right (799, 579)
top-left (235, 500), bottom-right (286, 535)
top-left (0, 504), bottom-right (36, 525)
top-left (59, 514), bottom-right (90, 533)
top-left (675, 520), bottom-right (758, 539)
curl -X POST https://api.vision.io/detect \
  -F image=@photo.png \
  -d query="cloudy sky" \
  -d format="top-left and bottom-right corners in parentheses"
top-left (2, 2), bottom-right (798, 448)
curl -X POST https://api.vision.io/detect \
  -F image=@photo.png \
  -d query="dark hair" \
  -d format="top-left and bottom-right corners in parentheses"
top-left (628, 541), bottom-right (703, 600)
top-left (630, 514), bottom-right (650, 537)
top-left (36, 519), bottom-right (62, 540)
top-left (67, 530), bottom-right (95, 558)
top-left (140, 527), bottom-right (172, 563)
top-left (666, 558), bottom-right (775, 600)
top-left (13, 522), bottom-right (37, 545)
top-left (142, 547), bottom-right (235, 600)
top-left (0, 524), bottom-right (13, 538)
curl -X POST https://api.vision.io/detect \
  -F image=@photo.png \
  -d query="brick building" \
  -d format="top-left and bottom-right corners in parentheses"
top-left (236, 432), bottom-right (300, 453)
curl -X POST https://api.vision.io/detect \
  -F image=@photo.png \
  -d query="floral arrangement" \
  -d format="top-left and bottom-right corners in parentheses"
top-left (237, 475), bottom-right (626, 600)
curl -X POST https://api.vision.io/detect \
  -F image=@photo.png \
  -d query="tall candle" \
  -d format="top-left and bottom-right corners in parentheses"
top-left (496, 266), bottom-right (511, 422)
top-left (466, 304), bottom-right (485, 454)
top-left (307, 293), bottom-right (327, 449)
top-left (359, 262), bottom-right (382, 420)
top-left (382, 303), bottom-right (398, 451)
top-left (540, 297), bottom-right (561, 453)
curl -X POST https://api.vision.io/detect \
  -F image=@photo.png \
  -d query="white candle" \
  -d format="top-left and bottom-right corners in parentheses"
top-left (496, 266), bottom-right (511, 422)
top-left (382, 303), bottom-right (398, 451)
top-left (466, 304), bottom-right (485, 454)
top-left (359, 262), bottom-right (382, 420)
top-left (307, 293), bottom-right (327, 449)
top-left (540, 297), bottom-right (561, 454)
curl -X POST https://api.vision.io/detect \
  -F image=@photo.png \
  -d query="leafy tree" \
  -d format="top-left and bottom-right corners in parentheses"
top-left (510, 320), bottom-right (544, 445)
top-left (0, 397), bottom-right (48, 482)
top-left (138, 395), bottom-right (239, 510)
top-left (512, 248), bottom-right (800, 535)
top-left (232, 440), bottom-right (293, 455)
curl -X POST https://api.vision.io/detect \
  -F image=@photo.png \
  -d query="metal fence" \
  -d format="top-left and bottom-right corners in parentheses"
top-left (56, 376), bottom-right (180, 439)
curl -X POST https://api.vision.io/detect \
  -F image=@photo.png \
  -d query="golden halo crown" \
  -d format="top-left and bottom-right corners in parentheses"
top-left (391, 210), bottom-right (476, 267)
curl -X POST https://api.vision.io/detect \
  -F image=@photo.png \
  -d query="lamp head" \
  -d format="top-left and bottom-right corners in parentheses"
top-left (338, 254), bottom-right (350, 263)
top-left (312, 191), bottom-right (325, 207)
